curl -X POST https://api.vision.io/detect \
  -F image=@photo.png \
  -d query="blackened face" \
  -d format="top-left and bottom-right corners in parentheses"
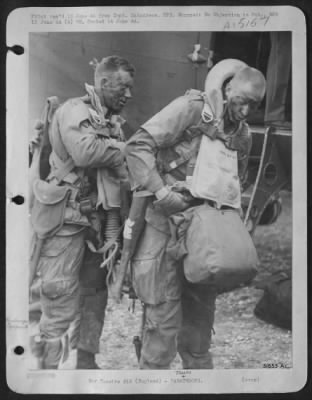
top-left (226, 95), bottom-right (259, 122)
top-left (101, 69), bottom-right (134, 113)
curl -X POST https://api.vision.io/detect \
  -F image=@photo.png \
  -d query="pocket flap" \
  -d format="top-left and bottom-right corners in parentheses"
top-left (41, 234), bottom-right (73, 257)
top-left (33, 179), bottom-right (71, 205)
top-left (41, 279), bottom-right (77, 299)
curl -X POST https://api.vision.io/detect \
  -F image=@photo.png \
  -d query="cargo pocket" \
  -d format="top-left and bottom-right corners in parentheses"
top-left (132, 223), bottom-right (169, 305)
top-left (40, 277), bottom-right (80, 338)
top-left (39, 233), bottom-right (85, 283)
top-left (40, 236), bottom-right (79, 300)
top-left (41, 234), bottom-right (73, 257)
top-left (41, 278), bottom-right (77, 300)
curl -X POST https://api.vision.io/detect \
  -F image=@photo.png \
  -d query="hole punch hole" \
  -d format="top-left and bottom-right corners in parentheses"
top-left (8, 45), bottom-right (24, 55)
top-left (14, 346), bottom-right (24, 355)
top-left (11, 195), bottom-right (24, 205)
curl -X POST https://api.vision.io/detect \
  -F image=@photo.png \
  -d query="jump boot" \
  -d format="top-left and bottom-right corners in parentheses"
top-left (76, 349), bottom-right (100, 369)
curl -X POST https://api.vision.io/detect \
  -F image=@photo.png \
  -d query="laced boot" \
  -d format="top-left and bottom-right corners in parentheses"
top-left (76, 349), bottom-right (100, 369)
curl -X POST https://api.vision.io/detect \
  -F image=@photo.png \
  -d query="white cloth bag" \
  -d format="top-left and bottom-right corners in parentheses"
top-left (190, 135), bottom-right (241, 209)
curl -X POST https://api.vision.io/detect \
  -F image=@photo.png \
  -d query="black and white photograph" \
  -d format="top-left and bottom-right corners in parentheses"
top-left (6, 6), bottom-right (307, 394)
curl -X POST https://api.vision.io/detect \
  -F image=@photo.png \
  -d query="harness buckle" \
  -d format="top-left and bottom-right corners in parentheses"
top-left (79, 198), bottom-right (95, 215)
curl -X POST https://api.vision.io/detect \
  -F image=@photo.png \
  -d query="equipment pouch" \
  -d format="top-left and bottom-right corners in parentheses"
top-left (31, 179), bottom-right (71, 238)
top-left (167, 207), bottom-right (195, 262)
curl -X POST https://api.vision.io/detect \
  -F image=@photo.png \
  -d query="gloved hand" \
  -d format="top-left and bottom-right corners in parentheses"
top-left (154, 188), bottom-right (190, 216)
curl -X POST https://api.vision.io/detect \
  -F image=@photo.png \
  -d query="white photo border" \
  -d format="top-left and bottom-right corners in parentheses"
top-left (6, 5), bottom-right (307, 394)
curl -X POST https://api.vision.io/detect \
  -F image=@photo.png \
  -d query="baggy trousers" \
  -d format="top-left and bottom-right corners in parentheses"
top-left (132, 206), bottom-right (217, 369)
top-left (36, 230), bottom-right (108, 368)
top-left (178, 279), bottom-right (217, 369)
top-left (37, 230), bottom-right (85, 369)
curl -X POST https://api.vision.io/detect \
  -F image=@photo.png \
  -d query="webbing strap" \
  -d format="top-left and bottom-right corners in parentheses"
top-left (52, 152), bottom-right (76, 182)
top-left (163, 146), bottom-right (199, 173)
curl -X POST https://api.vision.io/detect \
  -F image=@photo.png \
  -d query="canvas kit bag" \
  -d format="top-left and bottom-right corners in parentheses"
top-left (169, 203), bottom-right (258, 292)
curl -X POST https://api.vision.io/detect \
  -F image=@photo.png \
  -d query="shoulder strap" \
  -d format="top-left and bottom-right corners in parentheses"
top-left (161, 97), bottom-right (220, 174)
top-left (51, 153), bottom-right (76, 182)
top-left (161, 115), bottom-right (211, 174)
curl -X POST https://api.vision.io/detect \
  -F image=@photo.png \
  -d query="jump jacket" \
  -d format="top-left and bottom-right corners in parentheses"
top-left (126, 89), bottom-right (252, 194)
top-left (48, 96), bottom-right (127, 210)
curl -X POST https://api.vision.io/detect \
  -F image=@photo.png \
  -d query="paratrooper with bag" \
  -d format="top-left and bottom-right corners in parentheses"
top-left (113, 59), bottom-right (266, 369)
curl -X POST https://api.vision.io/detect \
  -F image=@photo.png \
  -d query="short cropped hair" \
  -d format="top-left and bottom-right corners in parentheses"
top-left (94, 55), bottom-right (135, 85)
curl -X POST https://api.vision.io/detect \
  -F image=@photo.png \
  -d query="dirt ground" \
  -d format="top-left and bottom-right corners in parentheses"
top-left (94, 191), bottom-right (292, 370)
